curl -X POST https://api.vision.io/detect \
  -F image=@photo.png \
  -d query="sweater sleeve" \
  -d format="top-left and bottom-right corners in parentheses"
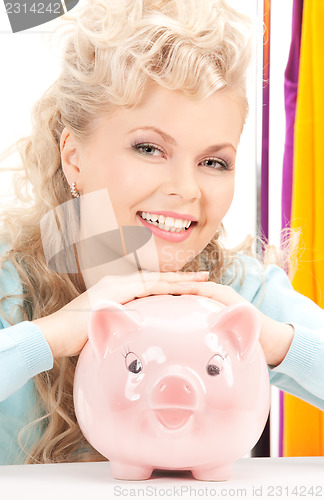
top-left (0, 245), bottom-right (53, 402)
top-left (228, 257), bottom-right (324, 410)
top-left (0, 321), bottom-right (53, 402)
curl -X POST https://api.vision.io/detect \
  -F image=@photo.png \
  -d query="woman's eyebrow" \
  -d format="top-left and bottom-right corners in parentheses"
top-left (127, 126), bottom-right (236, 153)
top-left (128, 126), bottom-right (177, 145)
top-left (202, 143), bottom-right (237, 154)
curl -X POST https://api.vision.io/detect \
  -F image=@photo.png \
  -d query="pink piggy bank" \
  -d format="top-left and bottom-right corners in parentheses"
top-left (74, 295), bottom-right (270, 481)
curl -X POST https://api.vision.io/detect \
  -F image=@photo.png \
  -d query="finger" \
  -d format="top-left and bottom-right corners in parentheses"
top-left (85, 274), bottom-right (197, 306)
top-left (126, 279), bottom-right (212, 301)
top-left (132, 270), bottom-right (210, 282)
top-left (113, 271), bottom-right (209, 295)
top-left (174, 281), bottom-right (246, 306)
top-left (86, 271), bottom-right (211, 309)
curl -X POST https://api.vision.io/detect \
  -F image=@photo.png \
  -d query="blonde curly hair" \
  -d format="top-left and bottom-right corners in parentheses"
top-left (0, 0), bottom-right (278, 464)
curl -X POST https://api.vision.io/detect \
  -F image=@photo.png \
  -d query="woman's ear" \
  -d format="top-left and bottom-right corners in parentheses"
top-left (60, 127), bottom-right (82, 186)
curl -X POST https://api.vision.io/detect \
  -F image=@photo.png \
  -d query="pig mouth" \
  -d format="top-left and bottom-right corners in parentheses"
top-left (154, 409), bottom-right (193, 430)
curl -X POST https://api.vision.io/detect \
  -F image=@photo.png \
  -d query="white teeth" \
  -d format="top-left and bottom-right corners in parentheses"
top-left (157, 223), bottom-right (182, 232)
top-left (139, 211), bottom-right (193, 231)
top-left (174, 219), bottom-right (183, 229)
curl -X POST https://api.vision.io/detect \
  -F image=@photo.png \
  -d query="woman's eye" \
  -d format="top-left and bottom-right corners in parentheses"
top-left (200, 158), bottom-right (230, 170)
top-left (133, 142), bottom-right (165, 157)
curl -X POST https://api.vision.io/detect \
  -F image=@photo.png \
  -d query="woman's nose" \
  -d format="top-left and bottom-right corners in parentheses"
top-left (162, 160), bottom-right (201, 201)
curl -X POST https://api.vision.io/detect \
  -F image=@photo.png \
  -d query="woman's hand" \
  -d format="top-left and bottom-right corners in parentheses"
top-left (32, 270), bottom-right (209, 359)
top-left (176, 280), bottom-right (295, 367)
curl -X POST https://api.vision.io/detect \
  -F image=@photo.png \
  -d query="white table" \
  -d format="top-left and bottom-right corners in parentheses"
top-left (1, 458), bottom-right (323, 500)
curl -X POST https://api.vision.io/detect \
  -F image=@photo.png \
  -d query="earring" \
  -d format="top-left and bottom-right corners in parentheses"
top-left (70, 181), bottom-right (80, 198)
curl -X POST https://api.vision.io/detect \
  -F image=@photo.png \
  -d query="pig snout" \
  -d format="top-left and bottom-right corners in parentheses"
top-left (151, 375), bottom-right (197, 407)
top-left (150, 375), bottom-right (198, 431)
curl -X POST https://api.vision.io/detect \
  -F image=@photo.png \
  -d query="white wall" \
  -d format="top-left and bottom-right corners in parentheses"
top-left (0, 3), bottom-right (62, 202)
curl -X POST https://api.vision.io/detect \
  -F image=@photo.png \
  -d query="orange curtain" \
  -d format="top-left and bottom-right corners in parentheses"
top-left (283, 0), bottom-right (324, 456)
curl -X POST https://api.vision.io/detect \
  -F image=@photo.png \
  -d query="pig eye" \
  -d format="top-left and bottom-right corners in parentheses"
top-left (206, 354), bottom-right (224, 376)
top-left (125, 352), bottom-right (142, 374)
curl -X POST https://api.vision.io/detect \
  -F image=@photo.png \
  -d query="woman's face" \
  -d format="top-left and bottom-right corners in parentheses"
top-left (62, 84), bottom-right (243, 272)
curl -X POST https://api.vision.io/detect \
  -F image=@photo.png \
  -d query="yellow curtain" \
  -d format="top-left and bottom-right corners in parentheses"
top-left (284, 0), bottom-right (324, 456)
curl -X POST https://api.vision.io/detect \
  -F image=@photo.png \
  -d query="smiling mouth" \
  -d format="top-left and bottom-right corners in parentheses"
top-left (137, 211), bottom-right (196, 233)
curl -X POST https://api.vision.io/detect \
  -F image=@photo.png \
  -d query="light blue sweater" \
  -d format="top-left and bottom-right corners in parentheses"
top-left (1, 245), bottom-right (324, 464)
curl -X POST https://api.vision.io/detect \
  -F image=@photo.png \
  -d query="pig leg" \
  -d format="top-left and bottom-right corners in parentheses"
top-left (110, 461), bottom-right (153, 480)
top-left (192, 464), bottom-right (232, 481)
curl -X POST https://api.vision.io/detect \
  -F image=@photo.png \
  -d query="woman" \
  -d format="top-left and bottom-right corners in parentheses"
top-left (1, 0), bottom-right (324, 465)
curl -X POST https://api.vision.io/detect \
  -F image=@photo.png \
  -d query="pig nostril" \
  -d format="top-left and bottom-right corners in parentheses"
top-left (152, 377), bottom-right (197, 408)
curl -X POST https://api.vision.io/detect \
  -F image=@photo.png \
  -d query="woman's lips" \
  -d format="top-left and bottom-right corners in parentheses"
top-left (136, 212), bottom-right (196, 242)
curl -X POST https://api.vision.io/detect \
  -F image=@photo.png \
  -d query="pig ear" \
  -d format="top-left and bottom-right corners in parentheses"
top-left (88, 300), bottom-right (141, 360)
top-left (209, 303), bottom-right (260, 361)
